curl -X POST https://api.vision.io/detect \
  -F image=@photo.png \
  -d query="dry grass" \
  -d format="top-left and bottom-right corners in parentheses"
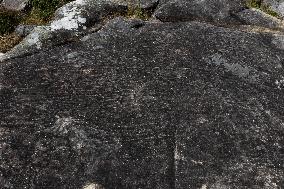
top-left (0, 33), bottom-right (23, 53)
top-left (237, 25), bottom-right (284, 34)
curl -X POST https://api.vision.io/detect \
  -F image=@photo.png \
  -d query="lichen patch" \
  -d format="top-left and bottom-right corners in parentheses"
top-left (50, 1), bottom-right (87, 31)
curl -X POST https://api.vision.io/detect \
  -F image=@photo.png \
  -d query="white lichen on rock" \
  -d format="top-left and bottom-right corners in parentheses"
top-left (27, 32), bottom-right (42, 49)
top-left (53, 116), bottom-right (74, 134)
top-left (275, 77), bottom-right (284, 89)
top-left (51, 0), bottom-right (87, 31)
top-left (82, 183), bottom-right (105, 189)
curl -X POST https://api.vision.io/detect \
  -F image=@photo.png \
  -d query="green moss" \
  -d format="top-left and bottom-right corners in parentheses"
top-left (30, 0), bottom-right (73, 21)
top-left (126, 6), bottom-right (151, 20)
top-left (246, 0), bottom-right (261, 9)
top-left (125, 0), bottom-right (152, 20)
top-left (0, 10), bottom-right (22, 35)
top-left (263, 6), bottom-right (279, 18)
top-left (246, 0), bottom-right (280, 18)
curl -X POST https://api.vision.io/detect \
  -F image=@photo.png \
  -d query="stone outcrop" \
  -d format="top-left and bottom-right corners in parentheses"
top-left (0, 0), bottom-right (29, 11)
top-left (1, 0), bottom-right (284, 189)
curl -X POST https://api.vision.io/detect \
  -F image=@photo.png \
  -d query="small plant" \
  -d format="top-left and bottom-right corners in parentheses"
top-left (246, 0), bottom-right (280, 18)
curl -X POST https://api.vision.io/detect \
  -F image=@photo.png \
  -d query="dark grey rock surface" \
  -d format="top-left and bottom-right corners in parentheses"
top-left (1, 1), bottom-right (284, 189)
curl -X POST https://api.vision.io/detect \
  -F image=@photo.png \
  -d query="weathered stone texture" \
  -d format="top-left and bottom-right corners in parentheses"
top-left (1, 0), bottom-right (29, 11)
top-left (236, 8), bottom-right (284, 30)
top-left (1, 0), bottom-right (284, 189)
top-left (154, 0), bottom-right (246, 24)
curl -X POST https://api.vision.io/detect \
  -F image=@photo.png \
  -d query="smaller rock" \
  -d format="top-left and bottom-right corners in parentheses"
top-left (236, 8), bottom-right (284, 30)
top-left (15, 24), bottom-right (36, 37)
top-left (2, 26), bottom-right (75, 61)
top-left (153, 0), bottom-right (246, 24)
top-left (1, 0), bottom-right (29, 11)
top-left (263, 0), bottom-right (284, 18)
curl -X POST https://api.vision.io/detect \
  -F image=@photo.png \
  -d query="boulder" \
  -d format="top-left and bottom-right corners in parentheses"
top-left (154, 0), bottom-right (247, 24)
top-left (236, 8), bottom-right (284, 30)
top-left (1, 16), bottom-right (284, 188)
top-left (1, 0), bottom-right (29, 11)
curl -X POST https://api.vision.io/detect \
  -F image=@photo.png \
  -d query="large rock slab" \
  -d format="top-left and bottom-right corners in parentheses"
top-left (1, 17), bottom-right (284, 188)
top-left (154, 0), bottom-right (284, 30)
